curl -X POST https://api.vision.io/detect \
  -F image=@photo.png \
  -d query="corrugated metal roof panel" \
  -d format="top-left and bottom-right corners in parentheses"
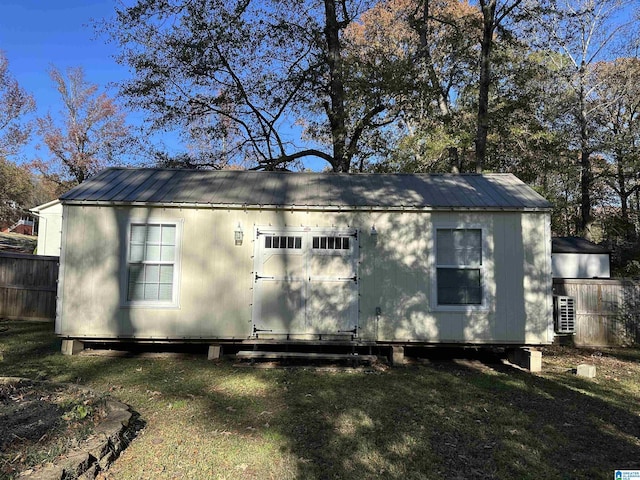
top-left (552, 237), bottom-right (610, 254)
top-left (59, 168), bottom-right (552, 210)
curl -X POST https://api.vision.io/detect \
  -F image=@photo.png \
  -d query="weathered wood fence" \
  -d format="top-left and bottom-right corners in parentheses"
top-left (553, 278), bottom-right (640, 346)
top-left (0, 252), bottom-right (58, 320)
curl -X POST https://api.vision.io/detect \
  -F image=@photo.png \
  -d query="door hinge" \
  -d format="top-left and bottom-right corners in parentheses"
top-left (338, 326), bottom-right (358, 335)
top-left (253, 325), bottom-right (273, 334)
top-left (338, 275), bottom-right (358, 284)
top-left (255, 273), bottom-right (275, 283)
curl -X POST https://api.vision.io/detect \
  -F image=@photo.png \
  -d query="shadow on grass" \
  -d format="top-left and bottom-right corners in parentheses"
top-left (2, 321), bottom-right (639, 480)
top-left (266, 360), bottom-right (640, 480)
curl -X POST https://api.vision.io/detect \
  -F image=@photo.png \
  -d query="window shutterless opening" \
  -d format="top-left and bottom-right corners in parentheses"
top-left (435, 228), bottom-right (483, 306)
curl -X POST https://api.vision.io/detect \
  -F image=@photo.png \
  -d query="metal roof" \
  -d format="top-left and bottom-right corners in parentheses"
top-left (552, 237), bottom-right (610, 254)
top-left (59, 168), bottom-right (552, 211)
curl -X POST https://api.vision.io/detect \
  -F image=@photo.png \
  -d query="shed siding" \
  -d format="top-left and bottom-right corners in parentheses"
top-left (58, 205), bottom-right (552, 344)
top-left (551, 253), bottom-right (610, 279)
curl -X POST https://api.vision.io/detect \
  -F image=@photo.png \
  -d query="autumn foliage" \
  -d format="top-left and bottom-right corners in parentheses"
top-left (34, 66), bottom-right (134, 186)
top-left (0, 51), bottom-right (35, 159)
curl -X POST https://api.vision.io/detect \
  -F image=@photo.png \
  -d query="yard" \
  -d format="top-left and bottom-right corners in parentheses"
top-left (1, 320), bottom-right (639, 479)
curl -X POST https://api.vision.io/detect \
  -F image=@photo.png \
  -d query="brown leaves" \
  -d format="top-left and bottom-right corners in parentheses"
top-left (35, 65), bottom-right (137, 185)
top-left (0, 50), bottom-right (36, 159)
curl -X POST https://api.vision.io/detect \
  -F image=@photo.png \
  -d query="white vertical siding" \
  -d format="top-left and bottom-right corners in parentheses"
top-left (58, 205), bottom-right (552, 344)
top-left (35, 201), bottom-right (63, 256)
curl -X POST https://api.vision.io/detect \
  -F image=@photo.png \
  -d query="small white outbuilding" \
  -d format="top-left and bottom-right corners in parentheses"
top-left (551, 236), bottom-right (611, 279)
top-left (54, 168), bottom-right (554, 350)
top-left (30, 199), bottom-right (63, 257)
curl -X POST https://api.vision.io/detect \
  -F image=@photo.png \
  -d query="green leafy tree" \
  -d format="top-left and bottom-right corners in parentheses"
top-left (106, 0), bottom-right (421, 172)
top-left (342, 0), bottom-right (481, 173)
top-left (0, 158), bottom-right (33, 226)
top-left (473, 0), bottom-right (530, 172)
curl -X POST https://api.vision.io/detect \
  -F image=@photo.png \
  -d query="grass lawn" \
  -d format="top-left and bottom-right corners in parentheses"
top-left (1, 321), bottom-right (640, 480)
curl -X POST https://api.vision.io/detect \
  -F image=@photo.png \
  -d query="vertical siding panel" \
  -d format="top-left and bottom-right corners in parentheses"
top-left (494, 215), bottom-right (510, 341)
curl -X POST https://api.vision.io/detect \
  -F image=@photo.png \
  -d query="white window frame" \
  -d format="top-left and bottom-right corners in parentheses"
top-left (261, 233), bottom-right (305, 255)
top-left (121, 218), bottom-right (183, 308)
top-left (310, 233), bottom-right (354, 257)
top-left (431, 224), bottom-right (490, 312)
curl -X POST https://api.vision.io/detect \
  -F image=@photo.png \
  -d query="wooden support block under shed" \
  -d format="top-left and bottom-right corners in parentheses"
top-left (391, 346), bottom-right (405, 366)
top-left (576, 364), bottom-right (596, 378)
top-left (208, 344), bottom-right (223, 360)
top-left (61, 339), bottom-right (84, 356)
top-left (507, 348), bottom-right (542, 373)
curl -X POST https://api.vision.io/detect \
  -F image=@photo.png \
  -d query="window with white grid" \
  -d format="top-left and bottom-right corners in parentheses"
top-left (436, 228), bottom-right (483, 305)
top-left (126, 223), bottom-right (178, 305)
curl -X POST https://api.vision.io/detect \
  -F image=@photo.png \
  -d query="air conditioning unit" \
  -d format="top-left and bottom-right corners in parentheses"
top-left (553, 295), bottom-right (576, 334)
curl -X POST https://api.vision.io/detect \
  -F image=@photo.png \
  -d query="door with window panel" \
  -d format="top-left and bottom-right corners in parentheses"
top-left (252, 227), bottom-right (358, 336)
top-left (306, 234), bottom-right (358, 334)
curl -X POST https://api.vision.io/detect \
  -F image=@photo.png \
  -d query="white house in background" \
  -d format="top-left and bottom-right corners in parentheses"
top-left (53, 168), bottom-right (555, 352)
top-left (551, 236), bottom-right (611, 279)
top-left (30, 199), bottom-right (63, 256)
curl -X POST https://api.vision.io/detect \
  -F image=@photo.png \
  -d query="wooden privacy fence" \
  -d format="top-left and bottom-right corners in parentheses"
top-left (553, 278), bottom-right (640, 346)
top-left (0, 252), bottom-right (58, 320)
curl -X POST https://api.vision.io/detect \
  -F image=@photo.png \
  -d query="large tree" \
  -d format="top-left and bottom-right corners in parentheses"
top-left (536, 0), bottom-right (637, 238)
top-left (594, 58), bottom-right (640, 234)
top-left (0, 51), bottom-right (36, 227)
top-left (0, 51), bottom-right (35, 160)
top-left (35, 66), bottom-right (136, 185)
top-left (107, 0), bottom-right (413, 172)
top-left (342, 0), bottom-right (481, 173)
top-left (473, 0), bottom-right (530, 172)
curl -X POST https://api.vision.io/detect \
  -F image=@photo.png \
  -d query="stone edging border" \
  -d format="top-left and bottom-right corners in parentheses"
top-left (0, 377), bottom-right (138, 480)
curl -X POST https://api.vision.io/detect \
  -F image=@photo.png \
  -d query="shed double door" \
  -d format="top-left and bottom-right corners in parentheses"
top-left (252, 227), bottom-right (359, 336)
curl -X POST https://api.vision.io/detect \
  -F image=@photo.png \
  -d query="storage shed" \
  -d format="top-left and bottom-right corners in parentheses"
top-left (55, 168), bottom-right (554, 354)
top-left (551, 236), bottom-right (611, 279)
top-left (30, 199), bottom-right (63, 256)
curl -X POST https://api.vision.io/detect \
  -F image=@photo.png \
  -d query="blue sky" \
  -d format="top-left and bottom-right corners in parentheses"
top-left (0, 0), bottom-right (323, 170)
top-left (0, 0), bottom-right (181, 165)
top-left (0, 1), bottom-right (122, 97)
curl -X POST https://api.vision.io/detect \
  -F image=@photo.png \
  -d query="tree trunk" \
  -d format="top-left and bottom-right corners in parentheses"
top-left (448, 147), bottom-right (460, 173)
top-left (415, 0), bottom-right (450, 117)
top-left (324, 0), bottom-right (349, 172)
top-left (579, 149), bottom-right (593, 239)
top-left (475, 0), bottom-right (496, 174)
top-left (616, 153), bottom-right (629, 224)
top-left (578, 72), bottom-right (593, 240)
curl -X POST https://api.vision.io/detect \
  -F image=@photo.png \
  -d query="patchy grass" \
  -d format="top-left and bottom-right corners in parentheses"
top-left (0, 380), bottom-right (107, 478)
top-left (1, 320), bottom-right (640, 479)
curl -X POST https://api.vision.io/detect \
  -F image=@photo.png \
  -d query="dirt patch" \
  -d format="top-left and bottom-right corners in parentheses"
top-left (0, 380), bottom-right (107, 478)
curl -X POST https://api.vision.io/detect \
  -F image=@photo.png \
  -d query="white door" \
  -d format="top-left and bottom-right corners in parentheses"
top-left (252, 227), bottom-right (359, 336)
